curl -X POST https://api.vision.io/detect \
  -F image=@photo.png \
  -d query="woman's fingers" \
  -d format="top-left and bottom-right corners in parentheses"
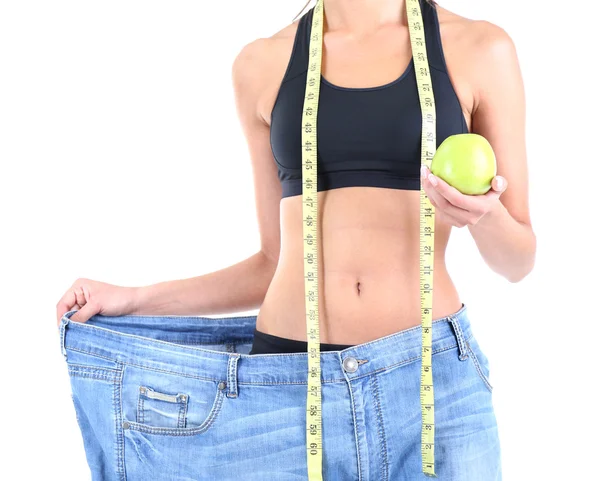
top-left (74, 285), bottom-right (87, 309)
top-left (426, 191), bottom-right (472, 227)
top-left (427, 173), bottom-right (486, 213)
top-left (421, 166), bottom-right (491, 227)
top-left (421, 167), bottom-right (447, 206)
top-left (427, 193), bottom-right (467, 227)
top-left (422, 172), bottom-right (469, 215)
top-left (491, 175), bottom-right (507, 193)
top-left (56, 282), bottom-right (93, 326)
top-left (70, 301), bottom-right (100, 324)
top-left (56, 279), bottom-right (135, 327)
top-left (56, 288), bottom-right (77, 326)
top-left (483, 176), bottom-right (508, 201)
top-left (421, 166), bottom-right (508, 222)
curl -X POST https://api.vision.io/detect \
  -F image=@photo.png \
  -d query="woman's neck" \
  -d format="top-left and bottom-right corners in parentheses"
top-left (322, 0), bottom-right (408, 34)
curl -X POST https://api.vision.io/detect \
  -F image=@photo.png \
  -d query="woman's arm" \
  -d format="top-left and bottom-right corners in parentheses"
top-left (466, 23), bottom-right (536, 282)
top-left (132, 39), bottom-right (283, 315)
top-left (423, 21), bottom-right (536, 283)
top-left (131, 252), bottom-right (278, 316)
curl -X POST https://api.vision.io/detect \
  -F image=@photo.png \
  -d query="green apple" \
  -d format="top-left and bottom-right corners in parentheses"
top-left (430, 133), bottom-right (496, 195)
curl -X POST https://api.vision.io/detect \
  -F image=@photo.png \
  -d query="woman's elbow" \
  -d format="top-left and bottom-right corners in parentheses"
top-left (507, 233), bottom-right (537, 283)
top-left (507, 264), bottom-right (533, 283)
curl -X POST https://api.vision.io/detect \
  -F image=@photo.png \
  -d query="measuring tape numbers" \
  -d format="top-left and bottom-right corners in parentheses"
top-left (406, 0), bottom-right (438, 475)
top-left (301, 0), bottom-right (437, 477)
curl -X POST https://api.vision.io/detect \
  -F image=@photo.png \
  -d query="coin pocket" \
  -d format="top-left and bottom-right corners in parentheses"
top-left (136, 385), bottom-right (189, 428)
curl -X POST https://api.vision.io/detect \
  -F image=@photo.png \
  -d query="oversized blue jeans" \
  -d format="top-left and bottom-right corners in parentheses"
top-left (58, 304), bottom-right (501, 480)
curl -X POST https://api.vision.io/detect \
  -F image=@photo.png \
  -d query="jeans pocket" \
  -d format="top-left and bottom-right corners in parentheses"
top-left (137, 385), bottom-right (189, 428)
top-left (122, 367), bottom-right (226, 437)
top-left (465, 336), bottom-right (494, 393)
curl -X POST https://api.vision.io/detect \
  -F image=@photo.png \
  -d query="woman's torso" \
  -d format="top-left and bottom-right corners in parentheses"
top-left (256, 2), bottom-right (473, 344)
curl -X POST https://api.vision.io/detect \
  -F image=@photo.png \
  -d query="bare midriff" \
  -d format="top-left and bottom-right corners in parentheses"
top-left (256, 185), bottom-right (462, 345)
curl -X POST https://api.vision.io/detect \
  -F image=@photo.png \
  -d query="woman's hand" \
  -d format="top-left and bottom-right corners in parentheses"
top-left (56, 279), bottom-right (139, 326)
top-left (420, 165), bottom-right (508, 228)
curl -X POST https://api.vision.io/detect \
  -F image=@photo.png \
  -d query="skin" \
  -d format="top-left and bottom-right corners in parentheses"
top-left (56, 0), bottom-right (536, 347)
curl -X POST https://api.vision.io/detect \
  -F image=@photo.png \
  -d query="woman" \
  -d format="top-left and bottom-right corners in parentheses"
top-left (56, 0), bottom-right (535, 479)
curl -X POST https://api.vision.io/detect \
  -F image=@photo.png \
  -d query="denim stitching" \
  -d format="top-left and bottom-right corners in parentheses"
top-left (67, 362), bottom-right (120, 373)
top-left (64, 319), bottom-right (257, 351)
top-left (343, 369), bottom-right (363, 481)
top-left (66, 347), bottom-right (221, 382)
top-left (68, 365), bottom-right (119, 382)
top-left (370, 374), bottom-right (389, 481)
top-left (355, 344), bottom-right (457, 379)
top-left (125, 389), bottom-right (225, 437)
top-left (178, 396), bottom-right (188, 429)
top-left (448, 316), bottom-right (469, 361)
top-left (65, 347), bottom-right (118, 363)
top-left (59, 319), bottom-right (68, 360)
top-left (227, 354), bottom-right (240, 398)
top-left (114, 362), bottom-right (126, 481)
top-left (157, 340), bottom-right (253, 346)
top-left (136, 387), bottom-right (189, 427)
top-left (137, 393), bottom-right (145, 424)
top-left (87, 314), bottom-right (260, 322)
top-left (65, 344), bottom-right (457, 385)
top-left (64, 308), bottom-right (465, 359)
top-left (465, 340), bottom-right (494, 393)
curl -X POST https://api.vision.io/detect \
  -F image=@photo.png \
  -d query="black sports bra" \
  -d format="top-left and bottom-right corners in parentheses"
top-left (269, 0), bottom-right (468, 198)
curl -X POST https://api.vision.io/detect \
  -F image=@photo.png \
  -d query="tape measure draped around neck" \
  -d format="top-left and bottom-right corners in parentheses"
top-left (301, 0), bottom-right (437, 477)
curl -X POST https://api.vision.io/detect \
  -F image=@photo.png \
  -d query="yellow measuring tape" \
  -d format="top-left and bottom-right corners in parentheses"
top-left (301, 0), bottom-right (437, 477)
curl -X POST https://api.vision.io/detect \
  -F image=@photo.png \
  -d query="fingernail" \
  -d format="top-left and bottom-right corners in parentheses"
top-left (496, 177), bottom-right (504, 190)
top-left (428, 173), bottom-right (438, 186)
top-left (420, 165), bottom-right (428, 179)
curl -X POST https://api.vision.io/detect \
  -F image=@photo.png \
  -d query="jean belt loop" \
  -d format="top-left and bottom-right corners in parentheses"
top-left (448, 314), bottom-right (469, 361)
top-left (59, 316), bottom-right (69, 360)
top-left (226, 353), bottom-right (241, 399)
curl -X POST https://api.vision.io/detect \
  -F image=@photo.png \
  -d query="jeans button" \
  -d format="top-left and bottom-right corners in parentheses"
top-left (342, 356), bottom-right (358, 373)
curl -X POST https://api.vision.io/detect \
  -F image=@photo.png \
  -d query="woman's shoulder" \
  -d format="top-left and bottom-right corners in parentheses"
top-left (434, 3), bottom-right (520, 121)
top-left (436, 4), bottom-right (517, 66)
top-left (231, 16), bottom-right (303, 125)
top-left (232, 15), bottom-right (301, 83)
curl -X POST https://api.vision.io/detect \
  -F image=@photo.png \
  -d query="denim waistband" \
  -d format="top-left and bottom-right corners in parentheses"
top-left (59, 304), bottom-right (472, 386)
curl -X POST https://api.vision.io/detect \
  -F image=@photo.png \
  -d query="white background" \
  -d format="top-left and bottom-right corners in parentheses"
top-left (1, 0), bottom-right (598, 479)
